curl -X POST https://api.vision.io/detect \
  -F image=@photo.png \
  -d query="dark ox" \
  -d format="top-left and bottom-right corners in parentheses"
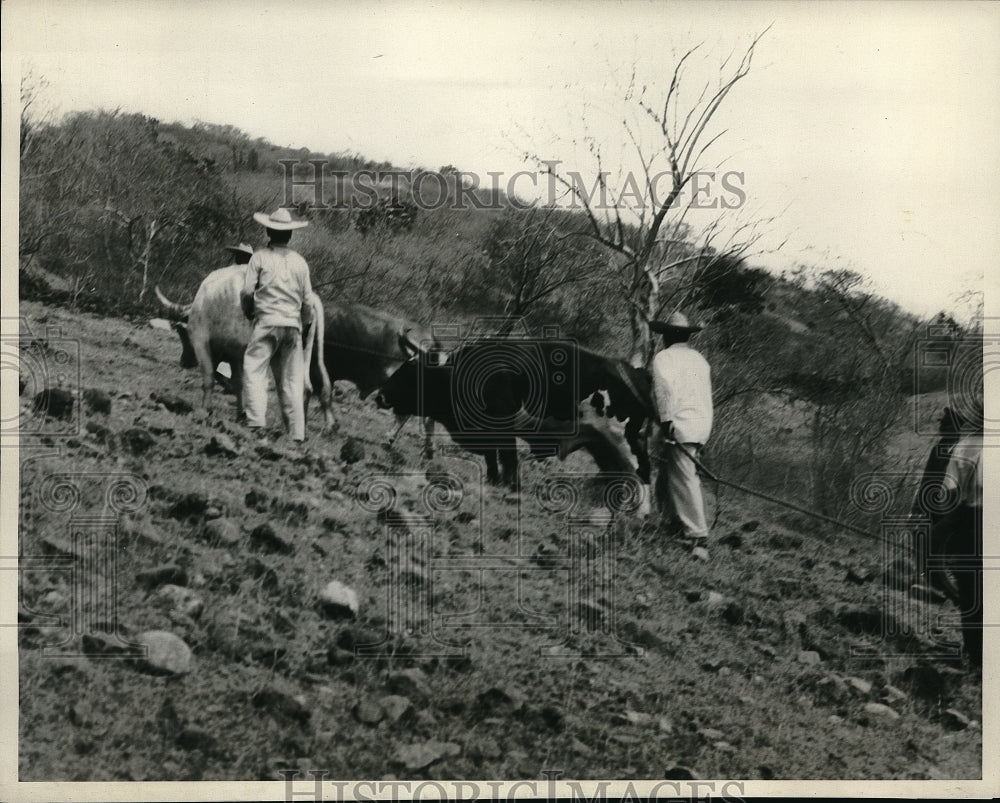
top-left (155, 267), bottom-right (332, 427)
top-left (311, 300), bottom-right (438, 455)
top-left (375, 337), bottom-right (653, 504)
top-left (911, 406), bottom-right (983, 668)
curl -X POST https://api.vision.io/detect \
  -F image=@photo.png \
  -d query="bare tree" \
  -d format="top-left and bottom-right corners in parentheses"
top-left (532, 30), bottom-right (772, 366)
top-left (481, 205), bottom-right (606, 334)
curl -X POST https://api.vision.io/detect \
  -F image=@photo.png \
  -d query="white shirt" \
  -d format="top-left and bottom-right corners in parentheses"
top-left (651, 342), bottom-right (713, 444)
top-left (242, 245), bottom-right (313, 330)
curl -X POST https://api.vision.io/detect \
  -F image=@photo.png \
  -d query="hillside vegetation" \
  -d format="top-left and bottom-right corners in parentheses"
top-left (19, 110), bottom-right (980, 524)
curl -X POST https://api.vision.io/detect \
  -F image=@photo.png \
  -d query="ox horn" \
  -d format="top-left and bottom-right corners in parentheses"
top-left (154, 285), bottom-right (192, 321)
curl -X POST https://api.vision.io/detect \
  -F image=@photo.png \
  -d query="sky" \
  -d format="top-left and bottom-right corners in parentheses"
top-left (3, 0), bottom-right (999, 319)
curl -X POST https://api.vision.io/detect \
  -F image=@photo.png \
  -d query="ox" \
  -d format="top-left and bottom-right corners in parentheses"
top-left (155, 267), bottom-right (333, 429)
top-left (374, 337), bottom-right (653, 507)
top-left (312, 300), bottom-right (438, 456)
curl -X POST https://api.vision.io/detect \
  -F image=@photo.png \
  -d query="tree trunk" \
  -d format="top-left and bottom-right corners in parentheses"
top-left (137, 218), bottom-right (159, 302)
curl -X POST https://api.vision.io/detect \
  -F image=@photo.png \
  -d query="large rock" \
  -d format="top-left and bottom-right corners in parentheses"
top-left (380, 695), bottom-right (414, 723)
top-left (318, 581), bottom-right (359, 619)
top-left (134, 631), bottom-right (193, 675)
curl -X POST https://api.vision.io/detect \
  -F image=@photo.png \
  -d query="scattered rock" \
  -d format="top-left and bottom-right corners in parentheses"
top-left (721, 601), bottom-right (745, 625)
top-left (472, 687), bottom-right (521, 719)
top-left (768, 532), bottom-right (803, 549)
top-left (249, 523), bottom-right (294, 555)
top-left (245, 488), bottom-right (269, 512)
top-left (844, 676), bottom-right (873, 696)
top-left (176, 727), bottom-right (216, 752)
top-left (863, 702), bottom-right (900, 721)
top-left (120, 427), bottom-right (156, 455)
top-left (84, 420), bottom-right (114, 444)
top-left (153, 585), bottom-right (204, 619)
top-left (380, 695), bottom-right (413, 723)
top-left (136, 564), bottom-right (188, 590)
top-left (698, 727), bottom-right (725, 741)
top-left (150, 391), bottom-right (193, 414)
top-left (845, 566), bottom-right (873, 585)
top-left (664, 766), bottom-right (700, 781)
top-left (206, 433), bottom-right (240, 457)
top-left (167, 492), bottom-right (209, 520)
top-left (834, 604), bottom-right (889, 636)
top-left (797, 650), bottom-right (822, 665)
top-left (82, 388), bottom-right (111, 415)
top-left (33, 388), bottom-right (74, 420)
top-left (354, 699), bottom-right (385, 725)
top-left (700, 657), bottom-right (726, 673)
top-left (393, 740), bottom-right (461, 771)
top-left (941, 708), bottom-right (971, 731)
top-left (134, 631), bottom-right (193, 675)
top-left (621, 710), bottom-right (656, 727)
top-left (386, 668), bottom-right (428, 699)
top-left (340, 437), bottom-right (366, 464)
top-left (251, 684), bottom-right (310, 724)
top-left (335, 626), bottom-right (382, 652)
top-left (317, 581), bottom-right (359, 619)
top-left (813, 675), bottom-right (849, 705)
top-left (882, 684), bottom-right (908, 704)
top-left (149, 318), bottom-right (173, 332)
top-left (202, 518), bottom-right (242, 546)
top-left (705, 591), bottom-right (727, 608)
top-left (828, 715), bottom-right (844, 724)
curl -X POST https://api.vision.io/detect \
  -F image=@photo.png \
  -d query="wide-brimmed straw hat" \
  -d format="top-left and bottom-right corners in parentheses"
top-left (649, 311), bottom-right (704, 335)
top-left (224, 243), bottom-right (254, 257)
top-left (252, 207), bottom-right (308, 230)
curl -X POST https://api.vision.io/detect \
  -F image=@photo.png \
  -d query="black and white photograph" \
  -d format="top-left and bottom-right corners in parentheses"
top-left (2, 0), bottom-right (996, 799)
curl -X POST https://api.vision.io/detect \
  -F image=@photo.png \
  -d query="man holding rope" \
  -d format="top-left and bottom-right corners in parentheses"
top-left (650, 312), bottom-right (714, 562)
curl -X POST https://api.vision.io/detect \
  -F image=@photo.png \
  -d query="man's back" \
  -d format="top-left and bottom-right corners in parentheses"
top-left (651, 342), bottom-right (713, 444)
top-left (244, 245), bottom-right (312, 329)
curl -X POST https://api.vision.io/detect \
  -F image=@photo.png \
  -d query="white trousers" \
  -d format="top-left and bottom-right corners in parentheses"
top-left (242, 324), bottom-right (305, 440)
top-left (654, 440), bottom-right (709, 539)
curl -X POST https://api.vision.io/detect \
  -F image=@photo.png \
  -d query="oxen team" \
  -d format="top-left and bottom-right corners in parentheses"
top-left (155, 275), bottom-right (653, 509)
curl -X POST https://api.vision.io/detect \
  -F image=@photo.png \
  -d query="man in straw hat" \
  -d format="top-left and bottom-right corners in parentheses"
top-left (649, 312), bottom-right (713, 561)
top-left (240, 207), bottom-right (313, 443)
top-left (225, 242), bottom-right (255, 266)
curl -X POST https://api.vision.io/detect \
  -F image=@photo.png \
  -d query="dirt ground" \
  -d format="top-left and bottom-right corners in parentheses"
top-left (15, 300), bottom-right (982, 781)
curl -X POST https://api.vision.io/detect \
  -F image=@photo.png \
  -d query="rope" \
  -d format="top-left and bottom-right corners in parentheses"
top-left (656, 440), bottom-right (913, 552)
